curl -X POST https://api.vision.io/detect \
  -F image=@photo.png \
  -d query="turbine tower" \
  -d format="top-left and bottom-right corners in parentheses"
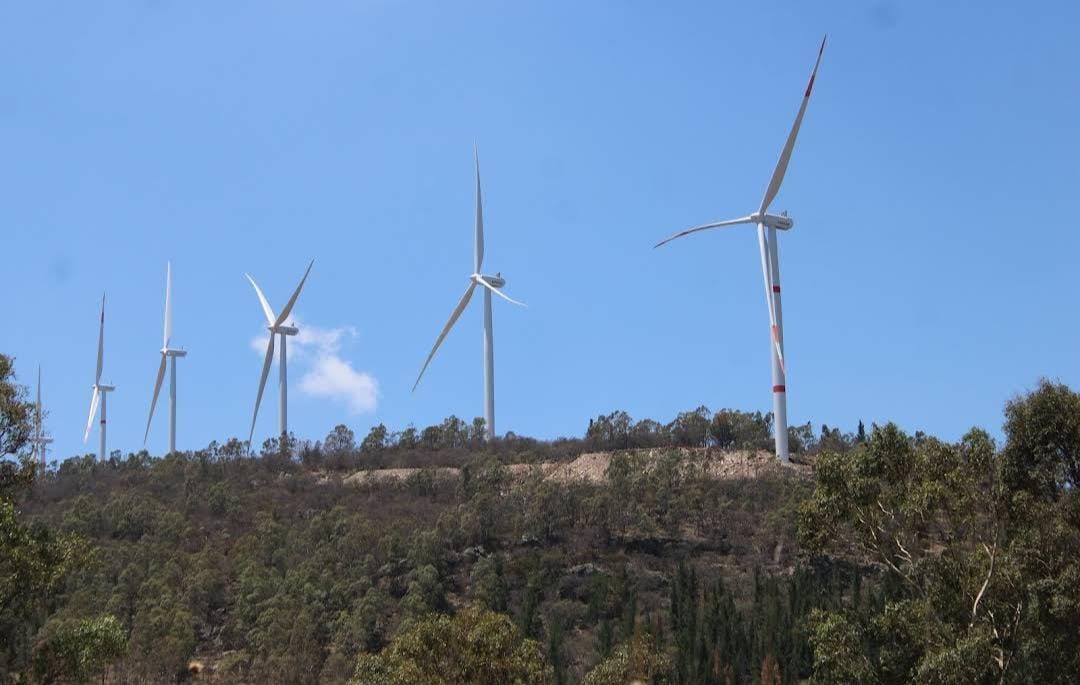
top-left (246, 260), bottom-right (314, 450)
top-left (30, 366), bottom-right (53, 470)
top-left (654, 36), bottom-right (826, 463)
top-left (144, 262), bottom-right (187, 454)
top-left (84, 294), bottom-right (115, 461)
top-left (413, 151), bottom-right (525, 441)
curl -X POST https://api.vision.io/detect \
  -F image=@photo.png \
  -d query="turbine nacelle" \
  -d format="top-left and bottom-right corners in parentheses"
top-left (473, 273), bottom-right (506, 288)
top-left (753, 212), bottom-right (795, 231)
top-left (94, 384), bottom-right (115, 392)
top-left (163, 348), bottom-right (188, 357)
top-left (270, 325), bottom-right (299, 336)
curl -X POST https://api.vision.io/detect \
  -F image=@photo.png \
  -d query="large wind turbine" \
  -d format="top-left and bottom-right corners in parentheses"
top-left (246, 260), bottom-right (314, 449)
top-left (413, 152), bottom-right (525, 441)
top-left (654, 36), bottom-right (826, 463)
top-left (144, 262), bottom-right (187, 454)
top-left (84, 294), bottom-right (115, 461)
top-left (30, 366), bottom-right (53, 470)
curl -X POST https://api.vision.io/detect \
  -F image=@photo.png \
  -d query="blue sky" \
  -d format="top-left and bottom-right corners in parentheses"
top-left (5, 1), bottom-right (1078, 462)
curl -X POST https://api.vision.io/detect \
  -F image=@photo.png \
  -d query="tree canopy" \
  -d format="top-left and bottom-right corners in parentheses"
top-left (4, 346), bottom-right (1079, 684)
top-left (350, 608), bottom-right (550, 685)
top-left (799, 380), bottom-right (1080, 684)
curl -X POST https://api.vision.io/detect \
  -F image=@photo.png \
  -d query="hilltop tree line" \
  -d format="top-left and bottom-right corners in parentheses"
top-left (2, 351), bottom-right (1079, 684)
top-left (251, 404), bottom-right (862, 474)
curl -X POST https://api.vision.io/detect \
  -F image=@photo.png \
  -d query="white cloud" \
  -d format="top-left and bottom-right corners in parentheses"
top-left (250, 316), bottom-right (378, 415)
top-left (299, 355), bottom-right (378, 414)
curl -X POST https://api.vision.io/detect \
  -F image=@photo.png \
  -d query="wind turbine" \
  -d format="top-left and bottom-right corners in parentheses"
top-left (144, 262), bottom-right (187, 454)
top-left (413, 151), bottom-right (525, 441)
top-left (30, 366), bottom-right (53, 470)
top-left (246, 260), bottom-right (314, 450)
top-left (654, 36), bottom-right (826, 464)
top-left (83, 294), bottom-right (115, 461)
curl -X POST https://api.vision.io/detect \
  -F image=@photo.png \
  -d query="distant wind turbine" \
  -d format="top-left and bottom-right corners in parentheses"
top-left (30, 366), bottom-right (53, 470)
top-left (144, 262), bottom-right (187, 454)
top-left (654, 36), bottom-right (827, 463)
top-left (83, 294), bottom-right (115, 461)
top-left (246, 260), bottom-right (314, 450)
top-left (413, 151), bottom-right (525, 441)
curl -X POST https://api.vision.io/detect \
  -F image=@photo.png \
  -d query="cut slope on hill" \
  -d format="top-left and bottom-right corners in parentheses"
top-left (341, 448), bottom-right (812, 487)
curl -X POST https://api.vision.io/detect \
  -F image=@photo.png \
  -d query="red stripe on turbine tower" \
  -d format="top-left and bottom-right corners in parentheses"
top-left (772, 285), bottom-right (781, 293)
top-left (773, 385), bottom-right (786, 393)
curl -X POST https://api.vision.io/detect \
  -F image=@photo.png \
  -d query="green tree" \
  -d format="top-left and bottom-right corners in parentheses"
top-left (324, 421), bottom-right (358, 453)
top-left (669, 406), bottom-right (710, 448)
top-left (708, 409), bottom-right (772, 451)
top-left (801, 425), bottom-right (1010, 683)
top-left (469, 555), bottom-right (508, 612)
top-left (127, 582), bottom-right (197, 683)
top-left (360, 424), bottom-right (389, 454)
top-left (1001, 378), bottom-right (1080, 498)
top-left (395, 426), bottom-right (419, 449)
top-left (587, 411), bottom-right (634, 451)
top-left (469, 417), bottom-right (487, 445)
top-left (0, 356), bottom-right (89, 680)
top-left (401, 565), bottom-right (445, 617)
top-left (800, 383), bottom-right (1080, 685)
top-left (439, 415), bottom-right (469, 449)
top-left (31, 615), bottom-right (127, 684)
top-left (581, 633), bottom-right (671, 685)
top-left (350, 608), bottom-right (551, 685)
top-left (0, 354), bottom-right (31, 460)
top-left (630, 418), bottom-right (668, 448)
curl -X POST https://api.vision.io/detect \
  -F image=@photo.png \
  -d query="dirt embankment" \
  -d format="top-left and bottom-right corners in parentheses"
top-left (340, 448), bottom-right (811, 486)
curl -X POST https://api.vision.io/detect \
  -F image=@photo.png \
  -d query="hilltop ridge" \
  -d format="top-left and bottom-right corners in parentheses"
top-left (339, 447), bottom-right (813, 487)
top-left (22, 437), bottom-right (821, 684)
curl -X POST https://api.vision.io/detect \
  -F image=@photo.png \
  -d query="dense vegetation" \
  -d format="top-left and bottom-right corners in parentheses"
top-left (2, 352), bottom-right (1078, 684)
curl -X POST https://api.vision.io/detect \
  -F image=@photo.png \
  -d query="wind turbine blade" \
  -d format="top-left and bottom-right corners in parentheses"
top-left (248, 335), bottom-right (276, 447)
top-left (413, 282), bottom-right (477, 391)
top-left (758, 35), bottom-right (826, 215)
top-left (245, 274), bottom-right (277, 326)
top-left (474, 148), bottom-right (484, 274)
top-left (756, 225), bottom-right (786, 373)
top-left (36, 366), bottom-right (42, 427)
top-left (163, 261), bottom-right (173, 348)
top-left (275, 259), bottom-right (314, 326)
top-left (144, 354), bottom-right (167, 444)
top-left (95, 294), bottom-right (105, 384)
top-left (83, 387), bottom-right (100, 443)
top-left (476, 276), bottom-right (527, 307)
top-left (654, 216), bottom-right (757, 248)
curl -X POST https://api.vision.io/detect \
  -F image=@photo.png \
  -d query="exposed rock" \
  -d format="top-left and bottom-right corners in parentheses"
top-left (567, 562), bottom-right (606, 577)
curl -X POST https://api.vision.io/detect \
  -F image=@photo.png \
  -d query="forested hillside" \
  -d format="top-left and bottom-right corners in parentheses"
top-left (3, 354), bottom-right (1079, 684)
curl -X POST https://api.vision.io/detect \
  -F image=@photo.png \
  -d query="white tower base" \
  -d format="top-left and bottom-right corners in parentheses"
top-left (482, 288), bottom-right (495, 441)
top-left (279, 333), bottom-right (288, 440)
top-left (768, 227), bottom-right (789, 463)
top-left (169, 355), bottom-right (177, 454)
